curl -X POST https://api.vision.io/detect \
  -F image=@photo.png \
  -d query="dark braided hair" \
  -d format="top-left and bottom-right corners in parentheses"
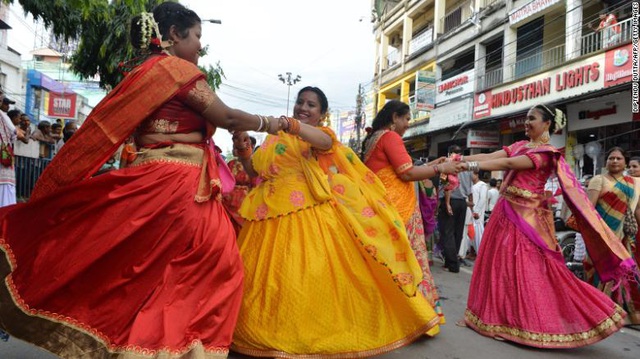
top-left (360, 100), bottom-right (410, 160)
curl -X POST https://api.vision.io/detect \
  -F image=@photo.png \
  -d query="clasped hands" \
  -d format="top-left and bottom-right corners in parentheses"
top-left (426, 156), bottom-right (466, 174)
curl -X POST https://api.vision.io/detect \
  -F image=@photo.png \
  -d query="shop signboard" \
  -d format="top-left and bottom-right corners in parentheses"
top-left (567, 91), bottom-right (632, 131)
top-left (436, 69), bottom-right (475, 106)
top-left (604, 43), bottom-right (632, 88)
top-left (509, 0), bottom-right (562, 26)
top-left (474, 53), bottom-right (605, 120)
top-left (415, 70), bottom-right (436, 110)
top-left (47, 92), bottom-right (78, 119)
top-left (467, 129), bottom-right (500, 149)
top-left (429, 97), bottom-right (473, 133)
top-left (338, 111), bottom-right (356, 144)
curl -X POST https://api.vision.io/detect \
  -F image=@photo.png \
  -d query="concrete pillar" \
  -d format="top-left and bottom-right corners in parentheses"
top-left (403, 15), bottom-right (414, 64)
top-left (401, 80), bottom-right (410, 103)
top-left (380, 34), bottom-right (390, 71)
top-left (503, 25), bottom-right (517, 83)
top-left (475, 42), bottom-right (486, 90)
top-left (565, 0), bottom-right (583, 60)
top-left (434, 0), bottom-right (445, 40)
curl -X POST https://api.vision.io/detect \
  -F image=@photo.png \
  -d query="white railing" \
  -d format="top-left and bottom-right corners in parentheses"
top-left (579, 17), bottom-right (632, 57)
top-left (477, 67), bottom-right (503, 91)
top-left (386, 48), bottom-right (400, 67)
top-left (513, 43), bottom-right (565, 80)
top-left (409, 27), bottom-right (434, 55)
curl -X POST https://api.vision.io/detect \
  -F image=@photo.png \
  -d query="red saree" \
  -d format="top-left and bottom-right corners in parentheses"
top-left (0, 55), bottom-right (243, 358)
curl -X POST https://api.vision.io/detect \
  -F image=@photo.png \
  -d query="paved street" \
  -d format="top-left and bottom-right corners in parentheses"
top-left (2, 260), bottom-right (640, 359)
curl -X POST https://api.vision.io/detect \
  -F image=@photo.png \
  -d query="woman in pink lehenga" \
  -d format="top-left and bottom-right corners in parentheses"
top-left (455, 104), bottom-right (634, 348)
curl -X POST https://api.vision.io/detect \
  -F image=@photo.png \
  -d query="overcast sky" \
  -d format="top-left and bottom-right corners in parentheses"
top-left (7, 0), bottom-right (376, 152)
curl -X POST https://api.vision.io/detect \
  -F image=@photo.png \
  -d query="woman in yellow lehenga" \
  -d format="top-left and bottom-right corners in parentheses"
top-left (231, 87), bottom-right (457, 358)
top-left (361, 100), bottom-right (447, 324)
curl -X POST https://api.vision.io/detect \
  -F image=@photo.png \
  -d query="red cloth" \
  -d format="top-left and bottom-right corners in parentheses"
top-left (138, 82), bottom-right (208, 135)
top-left (365, 131), bottom-right (413, 174)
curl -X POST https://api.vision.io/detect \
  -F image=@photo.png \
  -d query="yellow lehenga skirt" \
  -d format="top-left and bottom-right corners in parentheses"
top-left (232, 131), bottom-right (439, 358)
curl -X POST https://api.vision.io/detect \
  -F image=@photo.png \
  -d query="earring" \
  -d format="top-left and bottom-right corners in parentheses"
top-left (390, 123), bottom-right (396, 131)
top-left (540, 130), bottom-right (550, 144)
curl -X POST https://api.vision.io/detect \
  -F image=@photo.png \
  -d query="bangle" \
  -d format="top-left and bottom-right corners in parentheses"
top-left (432, 165), bottom-right (439, 174)
top-left (255, 115), bottom-right (265, 132)
top-left (467, 161), bottom-right (480, 173)
top-left (460, 155), bottom-right (465, 162)
top-left (283, 117), bottom-right (301, 135)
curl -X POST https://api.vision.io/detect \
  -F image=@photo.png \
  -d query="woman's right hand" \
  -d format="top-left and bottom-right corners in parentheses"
top-left (439, 161), bottom-right (459, 174)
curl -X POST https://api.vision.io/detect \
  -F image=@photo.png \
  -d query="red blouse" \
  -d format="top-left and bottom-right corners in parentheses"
top-left (138, 80), bottom-right (211, 136)
top-left (365, 131), bottom-right (413, 174)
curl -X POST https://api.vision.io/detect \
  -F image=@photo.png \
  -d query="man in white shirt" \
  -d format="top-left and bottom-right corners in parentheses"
top-left (486, 178), bottom-right (499, 217)
top-left (471, 173), bottom-right (489, 254)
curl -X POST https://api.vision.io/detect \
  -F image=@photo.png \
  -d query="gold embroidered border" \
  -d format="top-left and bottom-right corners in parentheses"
top-left (129, 144), bottom-right (204, 169)
top-left (505, 185), bottom-right (533, 198)
top-left (395, 163), bottom-right (413, 174)
top-left (464, 308), bottom-right (625, 348)
top-left (0, 243), bottom-right (229, 359)
top-left (231, 315), bottom-right (440, 359)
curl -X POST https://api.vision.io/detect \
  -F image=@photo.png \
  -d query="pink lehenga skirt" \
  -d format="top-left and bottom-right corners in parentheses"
top-left (464, 199), bottom-right (625, 348)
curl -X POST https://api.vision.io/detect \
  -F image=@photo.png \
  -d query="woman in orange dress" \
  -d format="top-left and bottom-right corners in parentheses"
top-left (361, 100), bottom-right (447, 325)
top-left (0, 3), bottom-right (284, 358)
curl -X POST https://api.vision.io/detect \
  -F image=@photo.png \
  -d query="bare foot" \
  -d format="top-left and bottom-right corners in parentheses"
top-left (455, 320), bottom-right (467, 327)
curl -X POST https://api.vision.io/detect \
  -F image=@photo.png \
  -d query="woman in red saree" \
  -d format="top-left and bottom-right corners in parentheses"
top-left (361, 100), bottom-right (450, 327)
top-left (457, 104), bottom-right (632, 348)
top-left (0, 3), bottom-right (282, 358)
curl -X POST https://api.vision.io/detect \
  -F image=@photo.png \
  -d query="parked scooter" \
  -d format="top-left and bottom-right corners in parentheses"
top-left (555, 217), bottom-right (585, 280)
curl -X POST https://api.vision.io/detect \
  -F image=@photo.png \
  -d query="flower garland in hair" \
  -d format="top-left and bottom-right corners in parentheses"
top-left (137, 12), bottom-right (163, 50)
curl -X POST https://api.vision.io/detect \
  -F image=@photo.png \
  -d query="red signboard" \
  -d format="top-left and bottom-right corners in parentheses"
top-left (473, 90), bottom-right (492, 119)
top-left (48, 92), bottom-right (77, 119)
top-left (604, 43), bottom-right (632, 88)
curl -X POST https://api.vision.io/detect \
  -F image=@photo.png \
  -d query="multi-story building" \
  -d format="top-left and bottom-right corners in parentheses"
top-left (371, 0), bottom-right (635, 177)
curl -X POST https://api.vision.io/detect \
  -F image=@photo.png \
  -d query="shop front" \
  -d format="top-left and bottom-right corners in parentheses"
top-left (470, 43), bottom-right (633, 169)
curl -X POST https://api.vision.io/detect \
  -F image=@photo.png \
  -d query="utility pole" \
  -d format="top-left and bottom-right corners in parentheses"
top-left (355, 84), bottom-right (365, 150)
top-left (278, 72), bottom-right (301, 116)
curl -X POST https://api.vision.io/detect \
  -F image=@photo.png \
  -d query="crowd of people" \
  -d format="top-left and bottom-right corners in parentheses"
top-left (0, 89), bottom-right (79, 207)
top-left (0, 2), bottom-right (638, 359)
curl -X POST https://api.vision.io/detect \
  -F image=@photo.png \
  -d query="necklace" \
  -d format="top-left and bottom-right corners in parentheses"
top-left (525, 141), bottom-right (544, 148)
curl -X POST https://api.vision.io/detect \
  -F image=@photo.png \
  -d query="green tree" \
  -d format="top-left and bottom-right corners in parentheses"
top-left (5, 0), bottom-right (224, 89)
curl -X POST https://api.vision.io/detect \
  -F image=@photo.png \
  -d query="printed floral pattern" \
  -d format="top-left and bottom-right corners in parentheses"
top-left (364, 245), bottom-right (377, 257)
top-left (333, 184), bottom-right (345, 195)
top-left (255, 204), bottom-right (268, 220)
top-left (361, 207), bottom-right (376, 218)
top-left (275, 143), bottom-right (287, 155)
top-left (364, 227), bottom-right (378, 237)
top-left (393, 273), bottom-right (414, 286)
top-left (289, 191), bottom-right (305, 207)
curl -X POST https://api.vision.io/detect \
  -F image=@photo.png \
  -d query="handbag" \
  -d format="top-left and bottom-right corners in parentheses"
top-left (0, 143), bottom-right (14, 167)
top-left (0, 119), bottom-right (14, 168)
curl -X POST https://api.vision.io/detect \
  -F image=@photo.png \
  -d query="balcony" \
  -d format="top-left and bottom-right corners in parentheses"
top-left (513, 43), bottom-right (565, 80)
top-left (477, 67), bottom-right (503, 91)
top-left (579, 17), bottom-right (632, 57)
top-left (386, 48), bottom-right (400, 68)
top-left (440, 0), bottom-right (472, 35)
top-left (409, 27), bottom-right (434, 56)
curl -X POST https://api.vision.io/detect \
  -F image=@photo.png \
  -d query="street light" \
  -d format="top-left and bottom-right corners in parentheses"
top-left (202, 19), bottom-right (222, 24)
top-left (278, 72), bottom-right (301, 116)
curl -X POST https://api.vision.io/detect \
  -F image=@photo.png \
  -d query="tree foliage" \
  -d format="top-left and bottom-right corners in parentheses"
top-left (4, 0), bottom-right (224, 90)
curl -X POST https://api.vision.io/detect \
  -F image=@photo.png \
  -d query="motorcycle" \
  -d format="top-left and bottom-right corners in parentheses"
top-left (555, 217), bottom-right (586, 280)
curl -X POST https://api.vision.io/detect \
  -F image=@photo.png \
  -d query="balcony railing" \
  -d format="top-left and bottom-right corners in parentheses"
top-left (477, 67), bottom-right (503, 91)
top-left (386, 48), bottom-right (400, 67)
top-left (513, 43), bottom-right (565, 80)
top-left (579, 17), bottom-right (632, 57)
top-left (440, 0), bottom-right (472, 35)
top-left (473, 17), bottom-right (632, 90)
top-left (409, 27), bottom-right (434, 55)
